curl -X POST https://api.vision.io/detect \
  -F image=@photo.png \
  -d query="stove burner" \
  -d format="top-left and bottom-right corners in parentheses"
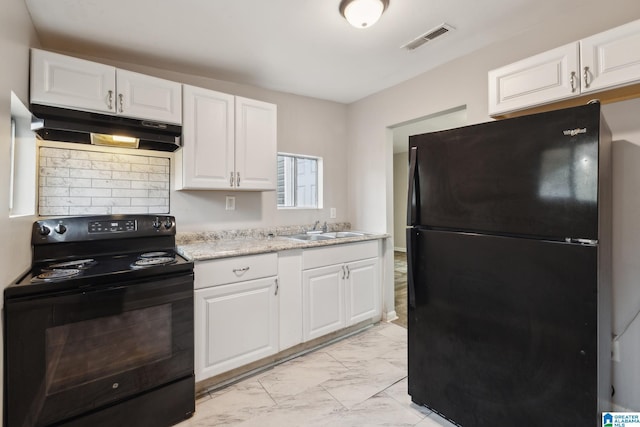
top-left (35, 269), bottom-right (81, 281)
top-left (132, 257), bottom-right (176, 268)
top-left (140, 252), bottom-right (170, 258)
top-left (48, 259), bottom-right (96, 269)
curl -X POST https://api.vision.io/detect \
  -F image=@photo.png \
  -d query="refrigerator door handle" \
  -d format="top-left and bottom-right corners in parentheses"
top-left (407, 146), bottom-right (419, 226)
top-left (406, 228), bottom-right (416, 309)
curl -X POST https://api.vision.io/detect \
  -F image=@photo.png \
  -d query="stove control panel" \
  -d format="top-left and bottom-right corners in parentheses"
top-left (89, 219), bottom-right (137, 233)
top-left (32, 215), bottom-right (177, 244)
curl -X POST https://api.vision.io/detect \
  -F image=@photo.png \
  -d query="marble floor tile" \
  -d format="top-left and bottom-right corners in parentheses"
top-left (321, 357), bottom-right (406, 408)
top-left (309, 393), bottom-right (427, 427)
top-left (257, 351), bottom-right (349, 403)
top-left (234, 385), bottom-right (346, 427)
top-left (177, 322), bottom-right (442, 427)
top-left (184, 380), bottom-right (276, 426)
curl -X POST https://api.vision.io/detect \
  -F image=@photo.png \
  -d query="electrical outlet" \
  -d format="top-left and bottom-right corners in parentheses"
top-left (612, 339), bottom-right (621, 362)
top-left (225, 196), bottom-right (236, 211)
top-left (330, 208), bottom-right (336, 218)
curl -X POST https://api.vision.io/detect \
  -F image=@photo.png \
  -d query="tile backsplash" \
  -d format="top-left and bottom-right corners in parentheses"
top-left (39, 146), bottom-right (170, 216)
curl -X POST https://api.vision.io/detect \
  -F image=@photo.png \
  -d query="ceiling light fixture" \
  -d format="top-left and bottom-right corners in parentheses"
top-left (339, 0), bottom-right (389, 29)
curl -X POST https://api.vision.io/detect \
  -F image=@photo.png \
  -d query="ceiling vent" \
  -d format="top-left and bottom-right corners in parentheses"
top-left (401, 23), bottom-right (455, 51)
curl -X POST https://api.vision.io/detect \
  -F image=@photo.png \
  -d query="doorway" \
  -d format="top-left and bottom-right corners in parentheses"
top-left (389, 106), bottom-right (467, 328)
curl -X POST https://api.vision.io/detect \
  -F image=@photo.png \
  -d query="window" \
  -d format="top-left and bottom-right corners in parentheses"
top-left (277, 153), bottom-right (322, 209)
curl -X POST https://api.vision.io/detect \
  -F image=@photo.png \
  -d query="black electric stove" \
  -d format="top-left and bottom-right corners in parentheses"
top-left (7, 215), bottom-right (193, 298)
top-left (4, 215), bottom-right (195, 427)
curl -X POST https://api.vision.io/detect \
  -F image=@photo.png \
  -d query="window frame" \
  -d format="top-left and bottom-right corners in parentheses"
top-left (276, 152), bottom-right (323, 210)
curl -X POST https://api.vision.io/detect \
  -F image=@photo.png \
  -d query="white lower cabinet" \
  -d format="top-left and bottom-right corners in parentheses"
top-left (302, 241), bottom-right (380, 342)
top-left (302, 264), bottom-right (346, 341)
top-left (344, 258), bottom-right (379, 325)
top-left (193, 241), bottom-right (382, 382)
top-left (194, 254), bottom-right (278, 381)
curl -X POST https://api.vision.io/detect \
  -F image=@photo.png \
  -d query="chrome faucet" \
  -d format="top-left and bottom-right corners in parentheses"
top-left (311, 220), bottom-right (320, 231)
top-left (322, 221), bottom-right (328, 232)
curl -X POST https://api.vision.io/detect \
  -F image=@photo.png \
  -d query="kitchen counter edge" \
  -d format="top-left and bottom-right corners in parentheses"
top-left (177, 233), bottom-right (390, 262)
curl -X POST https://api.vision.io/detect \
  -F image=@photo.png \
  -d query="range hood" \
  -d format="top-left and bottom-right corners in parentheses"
top-left (30, 104), bottom-right (182, 152)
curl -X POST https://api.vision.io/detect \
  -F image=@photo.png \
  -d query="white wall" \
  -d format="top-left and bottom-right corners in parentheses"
top-left (0, 0), bottom-right (40, 417)
top-left (606, 98), bottom-right (640, 410)
top-left (347, 2), bottom-right (640, 411)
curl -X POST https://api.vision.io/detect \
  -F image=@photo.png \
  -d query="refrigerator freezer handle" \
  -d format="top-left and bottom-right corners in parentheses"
top-left (407, 147), bottom-right (419, 226)
top-left (406, 228), bottom-right (416, 309)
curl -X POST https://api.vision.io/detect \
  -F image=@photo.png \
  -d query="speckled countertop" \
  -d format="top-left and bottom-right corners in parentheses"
top-left (176, 223), bottom-right (389, 262)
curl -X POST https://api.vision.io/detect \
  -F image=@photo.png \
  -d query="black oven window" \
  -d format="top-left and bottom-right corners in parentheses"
top-left (45, 304), bottom-right (173, 394)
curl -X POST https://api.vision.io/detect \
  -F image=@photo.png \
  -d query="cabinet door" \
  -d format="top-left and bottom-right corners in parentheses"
top-left (488, 43), bottom-right (579, 116)
top-left (179, 85), bottom-right (235, 189)
top-left (116, 69), bottom-right (182, 124)
top-left (581, 19), bottom-right (640, 93)
top-left (235, 97), bottom-right (277, 190)
top-left (302, 264), bottom-right (345, 341)
top-left (345, 258), bottom-right (379, 326)
top-left (194, 277), bottom-right (279, 381)
top-left (30, 49), bottom-right (116, 113)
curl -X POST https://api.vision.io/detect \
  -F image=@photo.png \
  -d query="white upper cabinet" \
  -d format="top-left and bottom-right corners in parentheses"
top-left (178, 85), bottom-right (235, 189)
top-left (235, 97), bottom-right (278, 191)
top-left (115, 69), bottom-right (182, 124)
top-left (31, 49), bottom-right (182, 124)
top-left (177, 85), bottom-right (277, 191)
top-left (31, 49), bottom-right (116, 114)
top-left (489, 19), bottom-right (640, 116)
top-left (581, 19), bottom-right (640, 93)
top-left (488, 43), bottom-right (580, 116)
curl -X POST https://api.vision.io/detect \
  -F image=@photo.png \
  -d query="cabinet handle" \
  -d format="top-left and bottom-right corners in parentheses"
top-left (118, 93), bottom-right (124, 113)
top-left (107, 90), bottom-right (113, 109)
top-left (230, 172), bottom-right (234, 187)
top-left (345, 265), bottom-right (350, 279)
top-left (583, 66), bottom-right (591, 89)
top-left (275, 278), bottom-right (279, 296)
top-left (570, 71), bottom-right (577, 93)
top-left (232, 266), bottom-right (250, 274)
top-left (341, 265), bottom-right (346, 280)
top-left (236, 172), bottom-right (240, 187)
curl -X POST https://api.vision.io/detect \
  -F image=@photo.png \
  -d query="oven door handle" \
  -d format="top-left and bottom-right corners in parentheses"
top-left (7, 273), bottom-right (194, 324)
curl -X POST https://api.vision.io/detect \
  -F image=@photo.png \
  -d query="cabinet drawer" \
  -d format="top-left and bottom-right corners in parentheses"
top-left (195, 253), bottom-right (277, 289)
top-left (302, 240), bottom-right (378, 270)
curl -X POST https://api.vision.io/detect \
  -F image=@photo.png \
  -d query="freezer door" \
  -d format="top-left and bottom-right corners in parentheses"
top-left (408, 103), bottom-right (601, 240)
top-left (407, 228), bottom-right (603, 427)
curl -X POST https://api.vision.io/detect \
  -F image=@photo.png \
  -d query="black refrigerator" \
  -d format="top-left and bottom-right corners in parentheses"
top-left (406, 103), bottom-right (612, 427)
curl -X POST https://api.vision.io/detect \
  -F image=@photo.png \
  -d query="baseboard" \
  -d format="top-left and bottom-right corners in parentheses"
top-left (394, 247), bottom-right (406, 253)
top-left (384, 310), bottom-right (398, 322)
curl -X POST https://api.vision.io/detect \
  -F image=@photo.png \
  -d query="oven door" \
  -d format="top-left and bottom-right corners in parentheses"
top-left (4, 272), bottom-right (194, 427)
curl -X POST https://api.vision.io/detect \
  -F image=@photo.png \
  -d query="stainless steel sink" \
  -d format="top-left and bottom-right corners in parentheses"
top-left (285, 233), bottom-right (335, 241)
top-left (284, 231), bottom-right (365, 241)
top-left (320, 231), bottom-right (364, 238)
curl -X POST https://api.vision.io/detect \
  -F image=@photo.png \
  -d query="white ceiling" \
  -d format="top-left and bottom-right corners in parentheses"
top-left (24, 0), bottom-right (588, 104)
